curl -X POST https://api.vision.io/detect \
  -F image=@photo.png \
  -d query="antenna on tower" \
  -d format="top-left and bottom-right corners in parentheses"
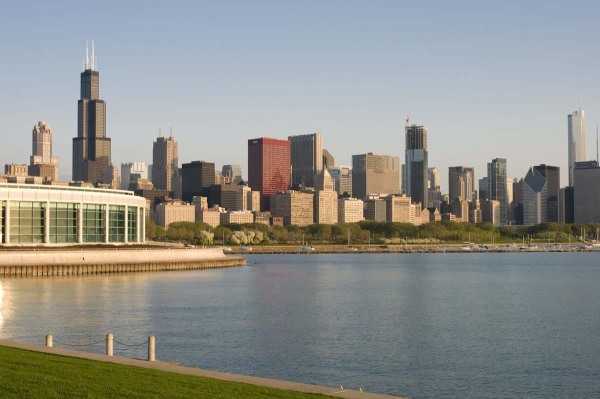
top-left (91, 40), bottom-right (95, 71)
top-left (85, 40), bottom-right (89, 70)
top-left (170, 126), bottom-right (173, 137)
top-left (579, 91), bottom-right (583, 110)
top-left (596, 125), bottom-right (598, 163)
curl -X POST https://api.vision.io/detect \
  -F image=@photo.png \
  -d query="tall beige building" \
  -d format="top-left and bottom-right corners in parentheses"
top-left (152, 135), bottom-right (179, 192)
top-left (315, 191), bottom-right (338, 224)
top-left (385, 195), bottom-right (412, 223)
top-left (352, 153), bottom-right (400, 199)
top-left (314, 168), bottom-right (337, 224)
top-left (247, 190), bottom-right (261, 212)
top-left (220, 211), bottom-right (254, 225)
top-left (338, 198), bottom-right (364, 223)
top-left (30, 121), bottom-right (59, 181)
top-left (270, 191), bottom-right (314, 226)
top-left (197, 208), bottom-right (221, 227)
top-left (155, 200), bottom-right (195, 227)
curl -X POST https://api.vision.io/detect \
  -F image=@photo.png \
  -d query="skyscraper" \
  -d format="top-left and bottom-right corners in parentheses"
top-left (72, 41), bottom-right (111, 185)
top-left (314, 168), bottom-right (338, 224)
top-left (448, 166), bottom-right (475, 203)
top-left (152, 135), bottom-right (179, 192)
top-left (523, 167), bottom-right (547, 225)
top-left (288, 133), bottom-right (323, 189)
top-left (247, 137), bottom-right (291, 211)
top-left (479, 177), bottom-right (489, 200)
top-left (182, 161), bottom-right (216, 203)
top-left (323, 149), bottom-right (335, 169)
top-left (405, 120), bottom-right (428, 209)
top-left (352, 153), bottom-right (400, 199)
top-left (121, 162), bottom-right (148, 190)
top-left (487, 158), bottom-right (508, 225)
top-left (329, 166), bottom-right (352, 196)
top-left (568, 103), bottom-right (586, 186)
top-left (533, 164), bottom-right (560, 222)
top-left (573, 161), bottom-right (600, 224)
top-left (29, 121), bottom-right (59, 181)
top-left (221, 165), bottom-right (243, 184)
top-left (428, 167), bottom-right (442, 208)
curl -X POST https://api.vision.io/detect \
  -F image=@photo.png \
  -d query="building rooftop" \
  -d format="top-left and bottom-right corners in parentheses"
top-left (0, 182), bottom-right (134, 196)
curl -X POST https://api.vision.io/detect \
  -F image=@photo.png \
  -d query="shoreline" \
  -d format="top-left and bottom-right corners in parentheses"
top-left (0, 339), bottom-right (402, 399)
top-left (226, 244), bottom-right (600, 254)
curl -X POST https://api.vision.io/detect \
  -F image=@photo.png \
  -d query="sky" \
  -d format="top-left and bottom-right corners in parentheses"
top-left (1, 0), bottom-right (600, 193)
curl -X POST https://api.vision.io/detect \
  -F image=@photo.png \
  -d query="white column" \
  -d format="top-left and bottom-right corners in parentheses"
top-left (78, 203), bottom-right (83, 243)
top-left (106, 333), bottom-right (113, 356)
top-left (136, 207), bottom-right (140, 243)
top-left (105, 204), bottom-right (110, 243)
top-left (44, 201), bottom-right (50, 244)
top-left (124, 205), bottom-right (129, 243)
top-left (141, 208), bottom-right (145, 243)
top-left (5, 201), bottom-right (10, 244)
top-left (148, 336), bottom-right (155, 361)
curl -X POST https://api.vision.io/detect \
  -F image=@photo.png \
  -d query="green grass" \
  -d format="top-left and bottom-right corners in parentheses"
top-left (0, 346), bottom-right (328, 399)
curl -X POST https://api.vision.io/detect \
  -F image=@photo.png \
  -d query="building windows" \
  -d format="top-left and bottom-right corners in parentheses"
top-left (109, 205), bottom-right (125, 243)
top-left (127, 207), bottom-right (137, 243)
top-left (83, 204), bottom-right (106, 243)
top-left (49, 203), bottom-right (78, 243)
top-left (9, 201), bottom-right (45, 244)
top-left (1, 185), bottom-right (145, 245)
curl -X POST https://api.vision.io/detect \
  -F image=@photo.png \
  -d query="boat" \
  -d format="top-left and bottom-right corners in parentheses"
top-left (222, 247), bottom-right (232, 253)
top-left (299, 234), bottom-right (315, 252)
top-left (239, 246), bottom-right (253, 252)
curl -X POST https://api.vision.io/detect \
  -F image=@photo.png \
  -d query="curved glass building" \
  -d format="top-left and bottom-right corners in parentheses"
top-left (0, 184), bottom-right (146, 245)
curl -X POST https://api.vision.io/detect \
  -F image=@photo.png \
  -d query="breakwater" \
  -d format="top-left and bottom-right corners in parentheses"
top-left (227, 244), bottom-right (599, 254)
top-left (0, 248), bottom-right (245, 277)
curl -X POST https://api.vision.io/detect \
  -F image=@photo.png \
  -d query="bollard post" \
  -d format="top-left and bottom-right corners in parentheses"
top-left (46, 334), bottom-right (53, 348)
top-left (106, 333), bottom-right (113, 356)
top-left (148, 335), bottom-right (155, 361)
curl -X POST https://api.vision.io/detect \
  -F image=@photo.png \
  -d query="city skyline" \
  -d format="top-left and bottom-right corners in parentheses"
top-left (2, 2), bottom-right (600, 193)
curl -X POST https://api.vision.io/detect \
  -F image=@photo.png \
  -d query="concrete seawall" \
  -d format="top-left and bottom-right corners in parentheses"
top-left (0, 248), bottom-right (245, 277)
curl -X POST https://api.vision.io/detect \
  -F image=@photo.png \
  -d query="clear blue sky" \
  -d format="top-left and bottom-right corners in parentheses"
top-left (1, 0), bottom-right (600, 192)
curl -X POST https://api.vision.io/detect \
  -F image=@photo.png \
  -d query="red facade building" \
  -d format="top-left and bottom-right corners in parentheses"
top-left (247, 138), bottom-right (291, 211)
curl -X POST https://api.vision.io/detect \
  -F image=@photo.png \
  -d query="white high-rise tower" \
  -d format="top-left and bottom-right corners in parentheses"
top-left (568, 100), bottom-right (586, 186)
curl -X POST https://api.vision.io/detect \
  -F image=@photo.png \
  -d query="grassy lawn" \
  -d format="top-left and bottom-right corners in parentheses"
top-left (0, 346), bottom-right (327, 399)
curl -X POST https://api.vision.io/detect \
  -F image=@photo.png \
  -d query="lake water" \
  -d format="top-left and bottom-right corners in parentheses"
top-left (1, 253), bottom-right (600, 398)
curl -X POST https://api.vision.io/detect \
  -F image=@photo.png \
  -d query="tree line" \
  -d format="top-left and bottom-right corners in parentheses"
top-left (145, 218), bottom-right (600, 246)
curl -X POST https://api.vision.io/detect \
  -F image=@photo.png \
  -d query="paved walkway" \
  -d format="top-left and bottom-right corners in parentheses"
top-left (0, 339), bottom-right (405, 399)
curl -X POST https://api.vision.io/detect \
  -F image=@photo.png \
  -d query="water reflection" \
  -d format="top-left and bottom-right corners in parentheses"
top-left (1, 253), bottom-right (599, 399)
